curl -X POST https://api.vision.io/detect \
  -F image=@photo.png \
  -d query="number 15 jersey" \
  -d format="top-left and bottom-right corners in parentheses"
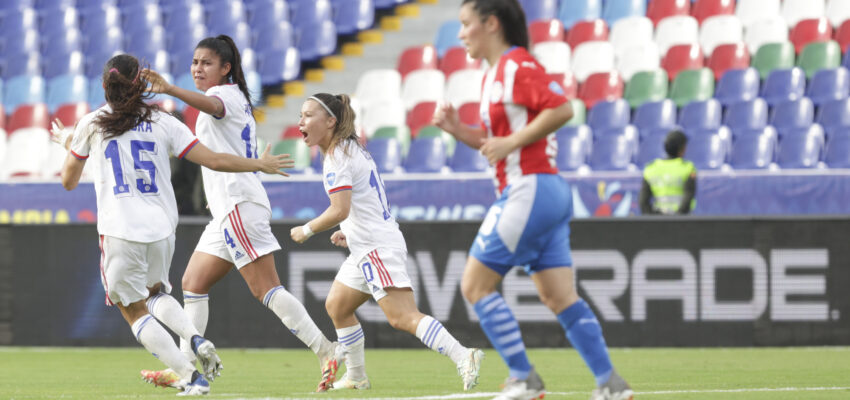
top-left (322, 139), bottom-right (406, 261)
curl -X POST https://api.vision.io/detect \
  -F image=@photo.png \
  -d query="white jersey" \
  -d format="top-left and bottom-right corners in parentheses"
top-left (195, 84), bottom-right (270, 220)
top-left (70, 106), bottom-right (199, 242)
top-left (322, 140), bottom-right (406, 261)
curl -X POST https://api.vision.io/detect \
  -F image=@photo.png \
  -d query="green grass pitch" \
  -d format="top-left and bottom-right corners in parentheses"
top-left (0, 347), bottom-right (848, 399)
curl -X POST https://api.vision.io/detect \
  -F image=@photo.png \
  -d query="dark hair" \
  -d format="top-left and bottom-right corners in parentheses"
top-left (195, 35), bottom-right (254, 113)
top-left (94, 54), bottom-right (158, 140)
top-left (462, 0), bottom-right (529, 49)
top-left (310, 93), bottom-right (359, 156)
top-left (665, 130), bottom-right (688, 158)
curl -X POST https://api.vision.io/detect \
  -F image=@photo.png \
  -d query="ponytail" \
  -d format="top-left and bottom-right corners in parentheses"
top-left (94, 54), bottom-right (158, 140)
top-left (311, 93), bottom-right (359, 156)
top-left (196, 35), bottom-right (254, 114)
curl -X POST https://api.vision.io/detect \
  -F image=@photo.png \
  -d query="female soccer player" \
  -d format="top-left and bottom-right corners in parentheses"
top-left (141, 35), bottom-right (340, 390)
top-left (289, 93), bottom-right (485, 391)
top-left (433, 1), bottom-right (634, 399)
top-left (55, 53), bottom-right (294, 395)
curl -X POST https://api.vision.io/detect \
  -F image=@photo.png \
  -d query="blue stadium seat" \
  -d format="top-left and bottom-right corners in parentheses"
top-left (374, 0), bottom-right (404, 10)
top-left (290, 0), bottom-right (333, 29)
top-left (245, 70), bottom-right (261, 105)
top-left (77, 0), bottom-right (115, 8)
top-left (117, 0), bottom-right (155, 6)
top-left (714, 67), bottom-right (760, 106)
top-left (258, 47), bottom-right (300, 85)
top-left (296, 20), bottom-right (337, 62)
top-left (167, 24), bottom-right (208, 54)
top-left (602, 0), bottom-right (646, 27)
top-left (366, 137), bottom-right (402, 173)
top-left (88, 76), bottom-right (104, 108)
top-left (555, 125), bottom-right (592, 171)
top-left (34, 0), bottom-right (70, 9)
top-left (1, 29), bottom-right (39, 58)
top-left (434, 20), bottom-right (462, 58)
top-left (134, 49), bottom-right (170, 76)
top-left (519, 0), bottom-right (558, 23)
top-left (806, 67), bottom-right (850, 107)
top-left (218, 21), bottom-right (253, 53)
top-left (776, 125), bottom-right (825, 168)
top-left (120, 3), bottom-right (162, 34)
top-left (85, 50), bottom-right (119, 79)
top-left (41, 28), bottom-right (83, 57)
top-left (771, 98), bottom-right (814, 134)
top-left (3, 74), bottom-right (45, 111)
top-left (679, 99), bottom-right (723, 131)
top-left (38, 7), bottom-right (79, 32)
top-left (83, 26), bottom-right (123, 57)
top-left (79, 5), bottom-right (121, 34)
top-left (637, 131), bottom-right (669, 168)
top-left (449, 142), bottom-right (489, 172)
top-left (205, 0), bottom-right (246, 32)
top-left (730, 126), bottom-right (778, 169)
top-left (724, 98), bottom-right (768, 130)
top-left (404, 137), bottom-right (447, 173)
top-left (824, 135), bottom-right (850, 167)
top-left (589, 133), bottom-right (636, 170)
top-left (162, 2), bottom-right (205, 31)
top-left (558, 0), bottom-right (602, 29)
top-left (46, 74), bottom-right (88, 113)
top-left (684, 133), bottom-right (728, 170)
top-left (761, 68), bottom-right (806, 107)
top-left (247, 0), bottom-right (289, 31)
top-left (817, 98), bottom-right (850, 138)
top-left (1, 0), bottom-right (33, 10)
top-left (332, 0), bottom-right (374, 36)
top-left (587, 99), bottom-right (630, 131)
top-left (0, 8), bottom-right (37, 36)
top-left (253, 21), bottom-right (294, 53)
top-left (125, 25), bottom-right (166, 60)
top-left (1, 52), bottom-right (41, 80)
top-left (43, 51), bottom-right (84, 79)
top-left (634, 99), bottom-right (678, 133)
top-left (241, 48), bottom-right (257, 72)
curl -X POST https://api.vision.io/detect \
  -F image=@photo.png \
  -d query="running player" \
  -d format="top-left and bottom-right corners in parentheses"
top-left (289, 93), bottom-right (485, 392)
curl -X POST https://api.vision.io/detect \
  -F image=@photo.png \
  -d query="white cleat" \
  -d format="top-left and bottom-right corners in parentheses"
top-left (176, 371), bottom-right (210, 396)
top-left (457, 348), bottom-right (485, 390)
top-left (330, 372), bottom-right (371, 390)
top-left (316, 342), bottom-right (344, 392)
top-left (493, 367), bottom-right (545, 400)
top-left (141, 368), bottom-right (182, 389)
top-left (191, 335), bottom-right (223, 381)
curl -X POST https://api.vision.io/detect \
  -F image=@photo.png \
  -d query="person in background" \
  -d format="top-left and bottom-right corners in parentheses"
top-left (640, 130), bottom-right (697, 215)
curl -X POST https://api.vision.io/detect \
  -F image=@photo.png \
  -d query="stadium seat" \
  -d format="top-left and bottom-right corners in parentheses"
top-left (79, 4), bottom-right (120, 34)
top-left (373, 0), bottom-right (403, 10)
top-left (634, 99), bottom-right (678, 136)
top-left (826, 0), bottom-right (850, 28)
top-left (601, 0), bottom-right (646, 27)
top-left (807, 68), bottom-right (850, 107)
top-left (558, 0), bottom-right (602, 29)
top-left (729, 126), bottom-right (778, 169)
top-left (837, 21), bottom-right (850, 54)
top-left (457, 101), bottom-right (481, 127)
top-left (532, 41), bottom-right (571, 75)
top-left (7, 103), bottom-right (49, 134)
top-left (41, 28), bottom-right (83, 58)
top-left (529, 19), bottom-right (565, 45)
top-left (679, 99), bottom-right (723, 130)
top-left (273, 139), bottom-right (311, 171)
top-left (647, 0), bottom-right (690, 26)
top-left (636, 131), bottom-right (669, 167)
top-left (761, 68), bottom-right (806, 107)
top-left (355, 69), bottom-right (402, 108)
top-left (588, 130), bottom-right (636, 170)
top-left (434, 20), bottom-right (462, 58)
top-left (744, 17), bottom-right (789, 55)
top-left (669, 68), bottom-right (715, 107)
top-left (407, 102), bottom-right (437, 137)
top-left (43, 51), bottom-right (84, 80)
top-left (617, 42), bottom-right (661, 81)
top-left (331, 0), bottom-right (374, 36)
top-left (2, 127), bottom-right (50, 179)
top-left (566, 19), bottom-right (608, 50)
top-left (817, 98), bottom-right (850, 137)
top-left (684, 131), bottom-right (729, 170)
top-left (565, 98), bottom-right (586, 126)
top-left (281, 125), bottom-right (303, 140)
top-left (258, 47), bottom-right (300, 85)
top-left (46, 75), bottom-right (88, 113)
top-left (736, 0), bottom-right (780, 29)
top-left (83, 26), bottom-right (123, 57)
top-left (363, 102), bottom-right (407, 143)
top-left (692, 0), bottom-right (736, 25)
top-left (771, 98), bottom-right (815, 133)
top-left (578, 71), bottom-right (624, 109)
top-left (624, 69), bottom-right (668, 108)
top-left (445, 69), bottom-right (484, 107)
top-left (824, 134), bottom-right (850, 167)
top-left (776, 124), bottom-right (825, 168)
top-left (39, 8), bottom-right (79, 34)
top-left (295, 19), bottom-right (336, 62)
top-left (789, 18), bottom-right (833, 55)
top-left (366, 137), bottom-right (402, 173)
top-left (1, 28), bottom-right (39, 57)
top-left (655, 15), bottom-right (699, 56)
top-left (52, 102), bottom-right (90, 130)
top-left (372, 124), bottom-right (411, 155)
top-left (610, 16), bottom-right (654, 58)
top-left (555, 125), bottom-right (592, 171)
top-left (519, 0), bottom-right (558, 23)
top-left (752, 42), bottom-right (795, 80)
top-left (0, 8), bottom-right (37, 36)
top-left (401, 69), bottom-right (444, 110)
top-left (403, 137), bottom-right (447, 173)
top-left (163, 2), bottom-right (206, 31)
top-left (588, 99), bottom-right (630, 131)
top-left (661, 44), bottom-right (705, 82)
top-left (1, 52), bottom-right (41, 80)
top-left (126, 25), bottom-right (166, 61)
top-left (449, 141), bottom-right (489, 172)
top-left (714, 67), bottom-right (760, 106)
top-left (439, 46), bottom-right (482, 78)
top-left (397, 45), bottom-right (439, 79)
top-left (120, 3), bottom-right (162, 34)
top-left (551, 72), bottom-right (578, 99)
top-left (87, 77), bottom-right (105, 108)
top-left (290, 0), bottom-right (333, 29)
top-left (571, 41), bottom-right (615, 82)
top-left (782, 0), bottom-right (825, 29)
top-left (707, 43), bottom-right (750, 80)
top-left (182, 106), bottom-right (200, 134)
top-left (797, 41), bottom-right (841, 79)
top-left (169, 24), bottom-right (209, 54)
top-left (417, 125), bottom-right (456, 157)
top-left (3, 75), bottom-right (45, 111)
top-left (699, 15), bottom-right (743, 56)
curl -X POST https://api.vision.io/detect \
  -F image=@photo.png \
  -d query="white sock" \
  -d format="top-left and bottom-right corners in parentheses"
top-left (178, 291), bottom-right (209, 362)
top-left (146, 293), bottom-right (201, 342)
top-left (415, 315), bottom-right (468, 364)
top-left (263, 286), bottom-right (331, 355)
top-left (336, 324), bottom-right (366, 380)
top-left (131, 314), bottom-right (195, 380)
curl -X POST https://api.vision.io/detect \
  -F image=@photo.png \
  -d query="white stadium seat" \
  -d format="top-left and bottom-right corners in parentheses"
top-left (744, 16), bottom-right (788, 54)
top-left (2, 128), bottom-right (50, 179)
top-left (354, 69), bottom-right (402, 109)
top-left (361, 99), bottom-right (406, 137)
top-left (736, 0), bottom-right (781, 29)
top-left (531, 41), bottom-right (571, 74)
top-left (700, 15), bottom-right (743, 56)
top-left (445, 69), bottom-right (484, 107)
top-left (401, 69), bottom-right (445, 110)
top-left (655, 15), bottom-right (699, 56)
top-left (572, 41), bottom-right (615, 82)
top-left (617, 42), bottom-right (660, 81)
top-left (610, 16), bottom-right (654, 58)
top-left (826, 0), bottom-right (850, 28)
top-left (782, 0), bottom-right (825, 29)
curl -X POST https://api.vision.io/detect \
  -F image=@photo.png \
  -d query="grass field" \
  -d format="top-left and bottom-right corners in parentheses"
top-left (0, 347), bottom-right (848, 399)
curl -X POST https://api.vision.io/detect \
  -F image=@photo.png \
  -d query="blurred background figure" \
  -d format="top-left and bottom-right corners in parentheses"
top-left (640, 130), bottom-right (696, 215)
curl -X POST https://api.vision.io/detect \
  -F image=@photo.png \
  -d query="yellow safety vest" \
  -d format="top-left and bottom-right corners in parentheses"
top-left (643, 158), bottom-right (696, 214)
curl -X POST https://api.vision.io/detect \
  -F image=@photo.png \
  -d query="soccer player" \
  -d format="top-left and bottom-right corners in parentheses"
top-left (54, 53), bottom-right (295, 395)
top-left (433, 1), bottom-right (634, 399)
top-left (140, 35), bottom-right (341, 389)
top-left (289, 93), bottom-right (485, 392)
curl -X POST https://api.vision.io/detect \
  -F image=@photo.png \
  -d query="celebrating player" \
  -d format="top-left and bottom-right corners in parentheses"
top-left (54, 53), bottom-right (295, 395)
top-left (433, 1), bottom-right (634, 399)
top-left (140, 35), bottom-right (341, 389)
top-left (289, 93), bottom-right (485, 392)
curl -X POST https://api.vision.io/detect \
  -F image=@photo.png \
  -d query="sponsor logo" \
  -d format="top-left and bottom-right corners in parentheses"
top-left (234, 251), bottom-right (244, 259)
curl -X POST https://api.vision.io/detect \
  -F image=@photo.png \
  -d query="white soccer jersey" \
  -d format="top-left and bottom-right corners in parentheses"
top-left (195, 84), bottom-right (270, 220)
top-left (322, 140), bottom-right (406, 261)
top-left (70, 106), bottom-right (199, 242)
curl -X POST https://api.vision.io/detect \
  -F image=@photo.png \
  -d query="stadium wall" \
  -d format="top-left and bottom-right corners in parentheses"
top-left (1, 218), bottom-right (848, 348)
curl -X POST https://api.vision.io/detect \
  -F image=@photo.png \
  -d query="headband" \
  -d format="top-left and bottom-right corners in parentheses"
top-left (309, 96), bottom-right (336, 120)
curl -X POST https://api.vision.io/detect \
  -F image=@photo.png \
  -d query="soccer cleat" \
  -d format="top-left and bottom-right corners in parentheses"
top-left (330, 372), bottom-right (371, 390)
top-left (457, 348), bottom-right (485, 390)
top-left (590, 370), bottom-right (634, 400)
top-left (316, 342), bottom-right (343, 392)
top-left (141, 368), bottom-right (182, 389)
top-left (190, 335), bottom-right (223, 381)
top-left (493, 367), bottom-right (546, 400)
top-left (177, 370), bottom-right (210, 396)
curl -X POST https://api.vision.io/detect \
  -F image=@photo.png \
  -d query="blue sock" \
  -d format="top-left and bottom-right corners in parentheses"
top-left (474, 292), bottom-right (532, 379)
top-left (557, 299), bottom-right (613, 386)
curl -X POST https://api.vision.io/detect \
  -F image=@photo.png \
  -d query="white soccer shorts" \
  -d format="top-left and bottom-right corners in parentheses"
top-left (99, 234), bottom-right (174, 307)
top-left (336, 247), bottom-right (413, 301)
top-left (195, 202), bottom-right (281, 269)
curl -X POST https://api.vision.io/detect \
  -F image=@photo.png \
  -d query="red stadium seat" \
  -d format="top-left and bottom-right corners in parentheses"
top-left (691, 0), bottom-right (736, 25)
top-left (836, 20), bottom-right (850, 53)
top-left (647, 0), bottom-right (690, 26)
top-left (790, 17), bottom-right (833, 54)
top-left (397, 45), bottom-right (439, 79)
top-left (662, 43), bottom-right (705, 81)
top-left (457, 102), bottom-right (481, 127)
top-left (0, 104), bottom-right (5, 133)
top-left (566, 19), bottom-right (609, 50)
top-left (52, 102), bottom-right (90, 128)
top-left (183, 106), bottom-right (200, 134)
top-left (578, 71), bottom-right (625, 109)
top-left (549, 72), bottom-right (578, 99)
top-left (7, 103), bottom-right (49, 135)
top-left (282, 124), bottom-right (303, 139)
top-left (707, 43), bottom-right (751, 80)
top-left (438, 46), bottom-right (482, 79)
top-left (407, 101), bottom-right (438, 137)
top-left (529, 19), bottom-right (565, 45)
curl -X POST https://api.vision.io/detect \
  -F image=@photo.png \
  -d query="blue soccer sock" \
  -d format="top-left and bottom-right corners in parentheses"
top-left (473, 292), bottom-right (532, 379)
top-left (557, 299), bottom-right (613, 386)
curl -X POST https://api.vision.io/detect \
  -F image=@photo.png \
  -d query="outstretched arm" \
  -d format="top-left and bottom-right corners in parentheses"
top-left (141, 69), bottom-right (225, 118)
top-left (184, 143), bottom-right (293, 175)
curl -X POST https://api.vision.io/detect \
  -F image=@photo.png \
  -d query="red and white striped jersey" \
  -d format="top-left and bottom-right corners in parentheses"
top-left (479, 47), bottom-right (568, 194)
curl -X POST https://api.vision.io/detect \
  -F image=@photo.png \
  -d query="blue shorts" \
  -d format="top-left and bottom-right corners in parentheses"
top-left (470, 174), bottom-right (573, 276)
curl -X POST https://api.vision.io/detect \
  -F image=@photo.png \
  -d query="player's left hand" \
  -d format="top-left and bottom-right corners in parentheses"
top-left (478, 136), bottom-right (518, 165)
top-left (290, 226), bottom-right (308, 243)
top-left (330, 230), bottom-right (348, 248)
top-left (258, 144), bottom-right (295, 176)
top-left (49, 118), bottom-right (72, 150)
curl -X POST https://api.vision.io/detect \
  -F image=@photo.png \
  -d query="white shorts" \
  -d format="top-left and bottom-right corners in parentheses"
top-left (336, 247), bottom-right (412, 301)
top-left (99, 234), bottom-right (174, 307)
top-left (195, 202), bottom-right (281, 269)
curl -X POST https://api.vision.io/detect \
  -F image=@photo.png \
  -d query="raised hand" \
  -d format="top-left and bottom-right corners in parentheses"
top-left (258, 144), bottom-right (294, 176)
top-left (140, 69), bottom-right (172, 94)
top-left (49, 118), bottom-right (72, 149)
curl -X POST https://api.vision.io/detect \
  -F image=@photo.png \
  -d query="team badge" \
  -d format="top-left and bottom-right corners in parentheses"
top-left (326, 172), bottom-right (336, 186)
top-left (548, 81), bottom-right (565, 95)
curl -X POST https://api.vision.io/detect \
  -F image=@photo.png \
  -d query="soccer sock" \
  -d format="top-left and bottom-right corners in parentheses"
top-left (557, 299), bottom-right (614, 386)
top-left (146, 293), bottom-right (201, 342)
top-left (263, 285), bottom-right (331, 355)
top-left (178, 291), bottom-right (209, 362)
top-left (415, 315), bottom-right (468, 364)
top-left (131, 314), bottom-right (195, 380)
top-left (336, 324), bottom-right (366, 380)
top-left (473, 292), bottom-right (532, 379)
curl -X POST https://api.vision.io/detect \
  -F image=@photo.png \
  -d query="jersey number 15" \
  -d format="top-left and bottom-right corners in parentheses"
top-left (104, 139), bottom-right (159, 196)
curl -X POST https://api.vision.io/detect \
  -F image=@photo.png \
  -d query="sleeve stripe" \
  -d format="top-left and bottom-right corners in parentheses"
top-left (178, 139), bottom-right (200, 159)
top-left (211, 95), bottom-right (226, 120)
top-left (70, 150), bottom-right (89, 160)
top-left (328, 185), bottom-right (352, 194)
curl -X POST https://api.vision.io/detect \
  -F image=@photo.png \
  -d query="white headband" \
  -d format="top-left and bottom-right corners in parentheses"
top-left (309, 96), bottom-right (337, 120)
